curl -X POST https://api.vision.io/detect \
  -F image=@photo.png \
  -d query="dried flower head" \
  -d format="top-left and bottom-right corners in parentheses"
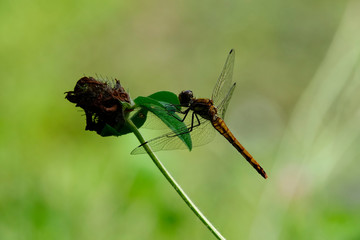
top-left (65, 76), bottom-right (132, 135)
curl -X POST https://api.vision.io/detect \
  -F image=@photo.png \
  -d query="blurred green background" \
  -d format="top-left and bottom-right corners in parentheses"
top-left (1, 0), bottom-right (360, 239)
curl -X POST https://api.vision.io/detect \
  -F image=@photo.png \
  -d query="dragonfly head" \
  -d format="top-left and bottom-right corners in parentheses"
top-left (178, 90), bottom-right (194, 107)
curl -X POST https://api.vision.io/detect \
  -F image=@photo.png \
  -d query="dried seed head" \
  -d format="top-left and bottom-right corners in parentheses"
top-left (65, 76), bottom-right (131, 135)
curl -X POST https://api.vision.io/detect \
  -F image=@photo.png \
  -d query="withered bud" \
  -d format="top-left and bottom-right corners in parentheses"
top-left (65, 76), bottom-right (132, 135)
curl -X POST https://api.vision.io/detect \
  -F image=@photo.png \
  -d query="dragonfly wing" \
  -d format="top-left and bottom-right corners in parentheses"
top-left (131, 128), bottom-right (191, 154)
top-left (211, 49), bottom-right (235, 106)
top-left (178, 111), bottom-right (217, 147)
top-left (129, 104), bottom-right (181, 130)
top-left (217, 82), bottom-right (236, 119)
top-left (130, 109), bottom-right (170, 130)
top-left (131, 114), bottom-right (216, 154)
top-left (190, 120), bottom-right (216, 147)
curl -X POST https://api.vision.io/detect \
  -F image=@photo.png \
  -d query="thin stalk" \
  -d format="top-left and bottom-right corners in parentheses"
top-left (126, 118), bottom-right (226, 240)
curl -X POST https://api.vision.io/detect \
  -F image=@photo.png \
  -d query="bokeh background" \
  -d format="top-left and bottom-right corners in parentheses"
top-left (1, 0), bottom-right (360, 239)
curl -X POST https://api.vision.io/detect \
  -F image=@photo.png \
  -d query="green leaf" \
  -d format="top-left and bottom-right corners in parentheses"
top-left (109, 91), bottom-right (181, 136)
top-left (133, 95), bottom-right (192, 151)
top-left (99, 91), bottom-right (192, 152)
top-left (148, 91), bottom-right (181, 109)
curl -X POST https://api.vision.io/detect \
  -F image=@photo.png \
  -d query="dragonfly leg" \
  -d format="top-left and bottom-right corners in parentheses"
top-left (180, 108), bottom-right (191, 122)
top-left (169, 108), bottom-right (191, 122)
top-left (167, 112), bottom-right (201, 137)
top-left (188, 112), bottom-right (201, 132)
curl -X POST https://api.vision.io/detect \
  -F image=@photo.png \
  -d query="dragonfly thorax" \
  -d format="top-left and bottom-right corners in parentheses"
top-left (178, 90), bottom-right (195, 107)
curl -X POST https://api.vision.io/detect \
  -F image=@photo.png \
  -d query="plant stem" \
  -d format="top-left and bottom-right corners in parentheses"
top-left (126, 118), bottom-right (226, 240)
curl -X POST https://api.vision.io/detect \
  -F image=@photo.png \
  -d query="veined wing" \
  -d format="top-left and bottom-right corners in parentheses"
top-left (131, 113), bottom-right (216, 154)
top-left (211, 49), bottom-right (235, 107)
top-left (129, 104), bottom-right (181, 130)
top-left (217, 82), bottom-right (236, 119)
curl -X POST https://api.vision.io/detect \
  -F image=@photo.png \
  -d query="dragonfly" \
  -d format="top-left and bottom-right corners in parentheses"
top-left (132, 49), bottom-right (268, 179)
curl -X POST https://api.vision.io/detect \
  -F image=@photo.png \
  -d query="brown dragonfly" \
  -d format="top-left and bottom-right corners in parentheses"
top-left (132, 49), bottom-right (268, 179)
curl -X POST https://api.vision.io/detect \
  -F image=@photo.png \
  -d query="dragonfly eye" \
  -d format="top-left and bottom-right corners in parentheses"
top-left (178, 90), bottom-right (193, 107)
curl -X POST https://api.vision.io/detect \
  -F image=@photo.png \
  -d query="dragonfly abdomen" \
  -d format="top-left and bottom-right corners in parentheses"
top-left (211, 117), bottom-right (268, 179)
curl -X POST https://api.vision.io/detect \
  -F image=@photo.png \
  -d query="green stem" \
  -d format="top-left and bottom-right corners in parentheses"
top-left (126, 118), bottom-right (226, 240)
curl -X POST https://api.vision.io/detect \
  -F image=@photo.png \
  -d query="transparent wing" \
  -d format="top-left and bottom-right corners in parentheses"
top-left (129, 104), bottom-right (181, 130)
top-left (211, 49), bottom-right (235, 106)
top-left (217, 82), bottom-right (236, 119)
top-left (131, 113), bottom-right (216, 154)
